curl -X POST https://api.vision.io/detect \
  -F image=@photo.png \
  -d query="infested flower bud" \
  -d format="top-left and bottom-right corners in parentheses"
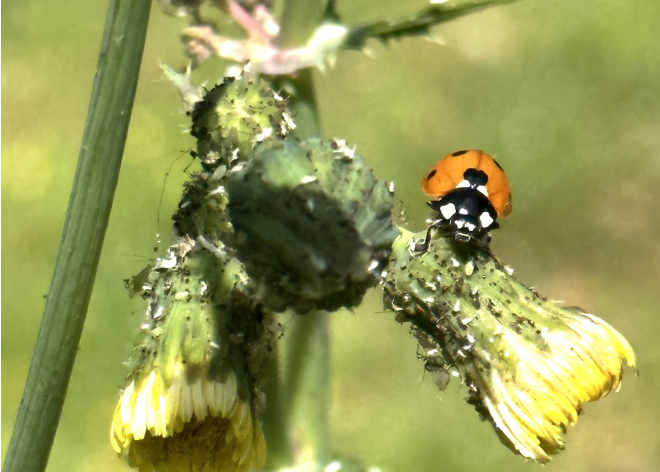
top-left (172, 74), bottom-right (399, 314)
top-left (111, 237), bottom-right (274, 472)
top-left (224, 137), bottom-right (400, 313)
top-left (384, 229), bottom-right (636, 463)
top-left (190, 75), bottom-right (292, 167)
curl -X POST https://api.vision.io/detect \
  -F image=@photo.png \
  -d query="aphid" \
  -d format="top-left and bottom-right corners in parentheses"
top-left (420, 149), bottom-right (512, 245)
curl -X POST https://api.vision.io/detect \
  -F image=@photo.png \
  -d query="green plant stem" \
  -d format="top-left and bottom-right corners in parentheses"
top-left (286, 310), bottom-right (330, 469)
top-left (261, 342), bottom-right (294, 469)
top-left (262, 67), bottom-right (328, 468)
top-left (2, 1), bottom-right (151, 471)
top-left (276, 69), bottom-right (329, 464)
top-left (262, 1), bottom-right (331, 469)
top-left (276, 0), bottom-right (326, 138)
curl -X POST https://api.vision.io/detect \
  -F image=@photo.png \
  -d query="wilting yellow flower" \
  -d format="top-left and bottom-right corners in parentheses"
top-left (468, 307), bottom-right (636, 462)
top-left (111, 362), bottom-right (265, 472)
top-left (112, 242), bottom-right (270, 472)
top-left (384, 229), bottom-right (637, 463)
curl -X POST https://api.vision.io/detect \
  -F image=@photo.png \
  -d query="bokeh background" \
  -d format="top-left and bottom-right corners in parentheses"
top-left (3, 0), bottom-right (659, 471)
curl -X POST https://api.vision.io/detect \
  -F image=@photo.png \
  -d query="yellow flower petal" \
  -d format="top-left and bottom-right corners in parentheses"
top-left (111, 362), bottom-right (265, 472)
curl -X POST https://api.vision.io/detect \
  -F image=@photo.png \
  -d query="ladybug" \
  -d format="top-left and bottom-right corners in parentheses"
top-left (420, 149), bottom-right (512, 245)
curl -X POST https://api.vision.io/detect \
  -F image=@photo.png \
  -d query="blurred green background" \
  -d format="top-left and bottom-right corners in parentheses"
top-left (3, 0), bottom-right (659, 471)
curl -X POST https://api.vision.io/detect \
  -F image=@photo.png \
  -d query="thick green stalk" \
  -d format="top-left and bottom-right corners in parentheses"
top-left (268, 1), bottom-right (330, 469)
top-left (2, 1), bottom-right (151, 471)
top-left (260, 343), bottom-right (294, 469)
top-left (286, 311), bottom-right (330, 470)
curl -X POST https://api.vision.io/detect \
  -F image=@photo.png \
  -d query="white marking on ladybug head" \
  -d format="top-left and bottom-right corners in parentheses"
top-left (477, 185), bottom-right (488, 196)
top-left (440, 203), bottom-right (456, 219)
top-left (455, 219), bottom-right (465, 229)
top-left (465, 222), bottom-right (476, 232)
top-left (456, 180), bottom-right (470, 188)
top-left (479, 212), bottom-right (494, 228)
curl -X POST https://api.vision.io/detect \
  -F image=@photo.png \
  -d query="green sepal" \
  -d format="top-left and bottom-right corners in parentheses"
top-left (122, 235), bottom-right (280, 413)
top-left (384, 229), bottom-right (558, 381)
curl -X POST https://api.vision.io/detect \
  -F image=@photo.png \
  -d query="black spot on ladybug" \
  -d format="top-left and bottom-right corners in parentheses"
top-left (464, 168), bottom-right (488, 185)
top-left (426, 169), bottom-right (437, 180)
top-left (492, 158), bottom-right (504, 170)
top-left (452, 150), bottom-right (469, 156)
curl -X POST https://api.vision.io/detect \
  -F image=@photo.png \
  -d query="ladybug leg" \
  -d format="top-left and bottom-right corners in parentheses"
top-left (414, 222), bottom-right (440, 253)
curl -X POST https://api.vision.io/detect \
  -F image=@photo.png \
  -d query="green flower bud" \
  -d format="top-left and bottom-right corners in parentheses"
top-left (190, 76), bottom-right (293, 167)
top-left (224, 138), bottom-right (400, 313)
top-left (384, 229), bottom-right (636, 463)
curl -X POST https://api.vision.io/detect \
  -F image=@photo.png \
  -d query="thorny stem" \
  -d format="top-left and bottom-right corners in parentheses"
top-left (2, 1), bottom-right (151, 471)
top-left (345, 0), bottom-right (519, 48)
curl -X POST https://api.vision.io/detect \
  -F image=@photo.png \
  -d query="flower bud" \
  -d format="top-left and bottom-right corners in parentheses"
top-left (224, 138), bottom-right (399, 313)
top-left (189, 76), bottom-right (292, 167)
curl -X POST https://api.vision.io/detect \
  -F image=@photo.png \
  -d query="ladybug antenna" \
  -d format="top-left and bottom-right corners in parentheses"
top-left (463, 168), bottom-right (488, 186)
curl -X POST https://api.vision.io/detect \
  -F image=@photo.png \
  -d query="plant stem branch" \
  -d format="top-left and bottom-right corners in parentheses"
top-left (345, 0), bottom-right (519, 48)
top-left (2, 1), bottom-right (151, 471)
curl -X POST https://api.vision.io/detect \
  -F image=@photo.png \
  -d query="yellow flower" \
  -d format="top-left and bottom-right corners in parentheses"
top-left (384, 229), bottom-right (637, 463)
top-left (112, 242), bottom-right (269, 471)
top-left (469, 307), bottom-right (636, 462)
top-left (111, 361), bottom-right (265, 472)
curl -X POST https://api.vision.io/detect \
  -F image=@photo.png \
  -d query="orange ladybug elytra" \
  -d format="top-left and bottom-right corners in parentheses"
top-left (420, 149), bottom-right (512, 245)
top-left (422, 149), bottom-right (512, 217)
